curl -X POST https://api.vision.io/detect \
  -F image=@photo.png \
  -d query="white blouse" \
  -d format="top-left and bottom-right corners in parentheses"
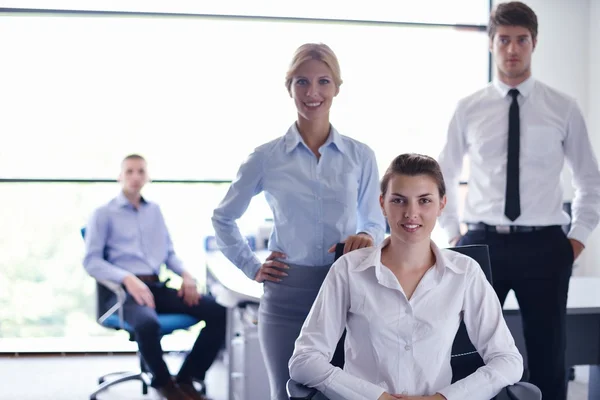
top-left (289, 239), bottom-right (523, 400)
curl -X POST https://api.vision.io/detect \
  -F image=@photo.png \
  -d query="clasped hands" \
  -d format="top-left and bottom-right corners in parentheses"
top-left (379, 393), bottom-right (446, 400)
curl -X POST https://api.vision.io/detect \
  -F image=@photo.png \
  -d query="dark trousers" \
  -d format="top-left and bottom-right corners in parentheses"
top-left (100, 281), bottom-right (226, 387)
top-left (459, 225), bottom-right (574, 400)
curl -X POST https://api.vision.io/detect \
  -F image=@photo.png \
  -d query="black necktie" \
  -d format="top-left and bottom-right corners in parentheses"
top-left (505, 89), bottom-right (520, 221)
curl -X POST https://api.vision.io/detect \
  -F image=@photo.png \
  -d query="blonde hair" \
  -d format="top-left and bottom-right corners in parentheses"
top-left (285, 43), bottom-right (343, 92)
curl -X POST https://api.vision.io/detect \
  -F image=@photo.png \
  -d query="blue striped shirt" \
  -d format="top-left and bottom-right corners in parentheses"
top-left (83, 192), bottom-right (186, 283)
top-left (212, 124), bottom-right (386, 279)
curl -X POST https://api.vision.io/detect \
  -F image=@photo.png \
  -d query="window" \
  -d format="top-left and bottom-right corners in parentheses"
top-left (0, 14), bottom-right (488, 180)
top-left (0, 7), bottom-right (488, 348)
top-left (0, 183), bottom-right (221, 339)
top-left (2, 1), bottom-right (489, 25)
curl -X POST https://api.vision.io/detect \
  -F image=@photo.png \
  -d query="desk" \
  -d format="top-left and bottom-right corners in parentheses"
top-left (206, 252), bottom-right (264, 308)
top-left (207, 253), bottom-right (600, 400)
top-left (206, 252), bottom-right (268, 400)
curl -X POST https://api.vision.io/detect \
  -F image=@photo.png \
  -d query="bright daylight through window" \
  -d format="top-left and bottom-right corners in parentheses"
top-left (0, 1), bottom-right (488, 350)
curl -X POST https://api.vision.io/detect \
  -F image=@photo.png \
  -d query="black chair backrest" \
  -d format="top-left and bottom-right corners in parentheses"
top-left (449, 244), bottom-right (492, 282)
top-left (334, 243), bottom-right (345, 261)
top-left (448, 244), bottom-right (492, 382)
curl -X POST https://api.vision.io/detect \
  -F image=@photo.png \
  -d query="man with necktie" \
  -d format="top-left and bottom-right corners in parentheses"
top-left (437, 2), bottom-right (600, 399)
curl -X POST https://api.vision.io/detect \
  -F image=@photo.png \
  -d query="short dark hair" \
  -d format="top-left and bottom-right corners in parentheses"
top-left (122, 154), bottom-right (145, 164)
top-left (380, 153), bottom-right (446, 198)
top-left (488, 1), bottom-right (538, 41)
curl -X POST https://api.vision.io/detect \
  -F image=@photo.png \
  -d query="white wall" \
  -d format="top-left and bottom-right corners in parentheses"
top-left (581, 0), bottom-right (600, 276)
top-left (493, 0), bottom-right (600, 275)
top-left (520, 0), bottom-right (590, 111)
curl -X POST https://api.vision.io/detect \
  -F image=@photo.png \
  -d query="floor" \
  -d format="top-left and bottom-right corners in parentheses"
top-left (0, 353), bottom-right (590, 399)
top-left (0, 353), bottom-right (226, 400)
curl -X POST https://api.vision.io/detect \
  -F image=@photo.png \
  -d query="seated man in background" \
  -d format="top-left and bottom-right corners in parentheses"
top-left (83, 154), bottom-right (226, 400)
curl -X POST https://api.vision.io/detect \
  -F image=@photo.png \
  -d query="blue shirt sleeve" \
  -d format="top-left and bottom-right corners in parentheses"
top-left (212, 149), bottom-right (265, 279)
top-left (356, 145), bottom-right (386, 245)
top-left (83, 207), bottom-right (133, 283)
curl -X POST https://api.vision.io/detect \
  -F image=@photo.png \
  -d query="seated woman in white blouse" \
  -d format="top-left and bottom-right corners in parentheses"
top-left (289, 153), bottom-right (523, 400)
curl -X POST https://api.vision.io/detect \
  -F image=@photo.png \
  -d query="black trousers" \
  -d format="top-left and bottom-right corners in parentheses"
top-left (458, 225), bottom-right (574, 400)
top-left (100, 281), bottom-right (226, 387)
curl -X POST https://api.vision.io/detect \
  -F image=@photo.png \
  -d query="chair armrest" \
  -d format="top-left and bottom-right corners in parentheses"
top-left (97, 279), bottom-right (127, 329)
top-left (286, 379), bottom-right (319, 400)
top-left (505, 382), bottom-right (542, 400)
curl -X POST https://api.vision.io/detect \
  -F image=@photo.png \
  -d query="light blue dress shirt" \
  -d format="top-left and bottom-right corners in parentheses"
top-left (83, 192), bottom-right (186, 283)
top-left (212, 124), bottom-right (386, 279)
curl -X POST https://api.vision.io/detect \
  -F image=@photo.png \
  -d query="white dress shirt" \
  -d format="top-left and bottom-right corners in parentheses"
top-left (438, 77), bottom-right (600, 244)
top-left (289, 239), bottom-right (523, 400)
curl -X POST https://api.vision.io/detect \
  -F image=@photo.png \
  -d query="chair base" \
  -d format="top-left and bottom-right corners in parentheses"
top-left (90, 371), bottom-right (151, 400)
top-left (90, 370), bottom-right (207, 399)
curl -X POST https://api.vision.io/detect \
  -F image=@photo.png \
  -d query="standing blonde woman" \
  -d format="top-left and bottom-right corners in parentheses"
top-left (212, 43), bottom-right (385, 400)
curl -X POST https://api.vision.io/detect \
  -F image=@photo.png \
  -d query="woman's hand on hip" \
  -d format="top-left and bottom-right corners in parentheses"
top-left (329, 233), bottom-right (374, 255)
top-left (254, 251), bottom-right (289, 283)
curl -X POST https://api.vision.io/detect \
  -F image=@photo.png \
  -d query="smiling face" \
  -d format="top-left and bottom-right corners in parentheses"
top-left (490, 24), bottom-right (536, 84)
top-left (380, 173), bottom-right (446, 245)
top-left (288, 59), bottom-right (339, 123)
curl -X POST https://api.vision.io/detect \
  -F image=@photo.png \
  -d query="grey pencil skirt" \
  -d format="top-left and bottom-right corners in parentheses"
top-left (258, 263), bottom-right (332, 400)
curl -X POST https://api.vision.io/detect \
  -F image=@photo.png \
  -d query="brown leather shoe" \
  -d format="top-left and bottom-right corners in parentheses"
top-left (178, 382), bottom-right (210, 400)
top-left (156, 381), bottom-right (191, 400)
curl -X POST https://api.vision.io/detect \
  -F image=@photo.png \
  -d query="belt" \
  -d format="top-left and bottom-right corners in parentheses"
top-left (135, 274), bottom-right (160, 283)
top-left (466, 223), bottom-right (554, 234)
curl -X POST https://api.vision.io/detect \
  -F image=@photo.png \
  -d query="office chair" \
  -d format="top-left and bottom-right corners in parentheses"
top-left (80, 228), bottom-right (202, 400)
top-left (287, 244), bottom-right (542, 400)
